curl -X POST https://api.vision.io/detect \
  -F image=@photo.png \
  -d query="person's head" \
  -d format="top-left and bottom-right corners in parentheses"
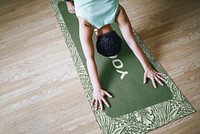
top-left (96, 31), bottom-right (122, 57)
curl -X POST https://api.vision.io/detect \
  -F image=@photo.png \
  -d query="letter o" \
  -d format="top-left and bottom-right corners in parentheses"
top-left (112, 59), bottom-right (123, 69)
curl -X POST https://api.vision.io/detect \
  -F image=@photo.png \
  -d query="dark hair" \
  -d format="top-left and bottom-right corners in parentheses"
top-left (96, 31), bottom-right (122, 57)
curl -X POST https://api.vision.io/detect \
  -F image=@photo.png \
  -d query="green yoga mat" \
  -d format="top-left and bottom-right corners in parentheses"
top-left (58, 2), bottom-right (174, 118)
top-left (50, 0), bottom-right (195, 133)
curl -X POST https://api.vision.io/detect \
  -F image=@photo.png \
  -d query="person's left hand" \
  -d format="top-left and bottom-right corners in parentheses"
top-left (143, 68), bottom-right (166, 88)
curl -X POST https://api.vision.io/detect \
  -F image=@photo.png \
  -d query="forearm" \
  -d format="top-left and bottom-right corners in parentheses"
top-left (128, 38), bottom-right (152, 71)
top-left (86, 58), bottom-right (102, 91)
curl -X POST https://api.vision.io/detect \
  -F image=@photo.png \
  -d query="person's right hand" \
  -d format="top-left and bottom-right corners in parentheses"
top-left (92, 89), bottom-right (113, 110)
top-left (66, 1), bottom-right (75, 14)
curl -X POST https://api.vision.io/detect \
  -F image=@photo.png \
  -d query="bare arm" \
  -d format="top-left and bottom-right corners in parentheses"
top-left (78, 17), bottom-right (112, 110)
top-left (116, 5), bottom-right (165, 88)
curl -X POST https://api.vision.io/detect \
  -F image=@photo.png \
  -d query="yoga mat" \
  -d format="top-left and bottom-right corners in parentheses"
top-left (58, 2), bottom-right (174, 118)
top-left (50, 0), bottom-right (195, 133)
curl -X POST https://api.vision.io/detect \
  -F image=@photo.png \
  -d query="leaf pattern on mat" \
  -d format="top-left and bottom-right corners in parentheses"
top-left (135, 107), bottom-right (154, 126)
top-left (50, 0), bottom-right (196, 133)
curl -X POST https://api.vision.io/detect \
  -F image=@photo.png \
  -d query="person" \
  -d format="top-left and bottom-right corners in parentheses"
top-left (65, 0), bottom-right (165, 110)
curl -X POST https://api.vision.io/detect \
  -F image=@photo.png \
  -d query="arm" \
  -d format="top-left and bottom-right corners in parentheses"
top-left (116, 5), bottom-right (165, 88)
top-left (78, 17), bottom-right (112, 110)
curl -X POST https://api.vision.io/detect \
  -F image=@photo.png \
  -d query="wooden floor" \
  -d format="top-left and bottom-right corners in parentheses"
top-left (0, 0), bottom-right (200, 133)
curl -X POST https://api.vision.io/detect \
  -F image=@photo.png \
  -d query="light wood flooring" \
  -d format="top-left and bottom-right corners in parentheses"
top-left (0, 0), bottom-right (200, 133)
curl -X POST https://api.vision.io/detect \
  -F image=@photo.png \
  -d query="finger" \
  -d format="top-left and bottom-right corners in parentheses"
top-left (104, 91), bottom-right (113, 98)
top-left (92, 99), bottom-right (95, 106)
top-left (143, 73), bottom-right (147, 84)
top-left (156, 74), bottom-right (166, 83)
top-left (151, 77), bottom-right (157, 88)
top-left (101, 97), bottom-right (110, 108)
top-left (155, 75), bottom-right (164, 86)
top-left (157, 72), bottom-right (166, 77)
top-left (95, 99), bottom-right (98, 110)
top-left (99, 99), bottom-right (103, 111)
top-left (69, 10), bottom-right (75, 14)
